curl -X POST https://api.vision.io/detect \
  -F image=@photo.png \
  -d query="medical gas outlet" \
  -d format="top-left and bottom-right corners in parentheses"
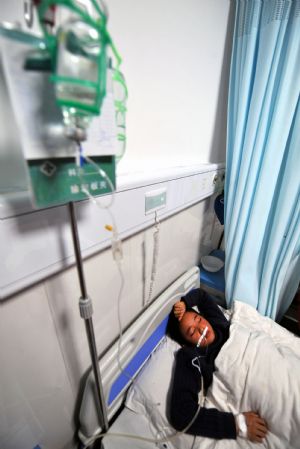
top-left (145, 188), bottom-right (167, 215)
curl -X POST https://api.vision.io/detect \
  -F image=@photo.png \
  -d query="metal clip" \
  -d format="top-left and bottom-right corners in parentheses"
top-left (24, 0), bottom-right (34, 28)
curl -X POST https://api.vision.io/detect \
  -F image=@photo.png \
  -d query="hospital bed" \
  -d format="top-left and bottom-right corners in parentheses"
top-left (78, 266), bottom-right (300, 449)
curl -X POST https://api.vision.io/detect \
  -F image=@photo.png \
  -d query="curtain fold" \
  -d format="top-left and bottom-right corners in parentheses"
top-left (225, 0), bottom-right (300, 319)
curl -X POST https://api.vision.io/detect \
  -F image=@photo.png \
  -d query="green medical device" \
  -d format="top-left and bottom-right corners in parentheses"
top-left (0, 0), bottom-right (127, 208)
top-left (37, 0), bottom-right (122, 141)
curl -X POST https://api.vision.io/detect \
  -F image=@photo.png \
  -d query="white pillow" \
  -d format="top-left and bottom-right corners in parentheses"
top-left (125, 336), bottom-right (198, 449)
top-left (125, 337), bottom-right (178, 434)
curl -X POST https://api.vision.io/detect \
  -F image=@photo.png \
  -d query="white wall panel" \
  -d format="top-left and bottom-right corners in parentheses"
top-left (1, 164), bottom-right (224, 299)
top-left (0, 284), bottom-right (75, 449)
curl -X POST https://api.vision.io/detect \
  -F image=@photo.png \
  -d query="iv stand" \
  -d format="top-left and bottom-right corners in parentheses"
top-left (68, 201), bottom-right (109, 433)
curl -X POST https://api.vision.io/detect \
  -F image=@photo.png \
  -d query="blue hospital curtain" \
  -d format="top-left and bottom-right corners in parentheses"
top-left (225, 0), bottom-right (300, 320)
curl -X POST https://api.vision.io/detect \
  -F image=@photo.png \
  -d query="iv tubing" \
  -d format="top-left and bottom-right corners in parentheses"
top-left (78, 156), bottom-right (205, 447)
top-left (84, 290), bottom-right (205, 448)
top-left (145, 211), bottom-right (160, 307)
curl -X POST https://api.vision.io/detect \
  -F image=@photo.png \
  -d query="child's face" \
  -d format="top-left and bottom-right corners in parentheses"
top-left (179, 311), bottom-right (215, 346)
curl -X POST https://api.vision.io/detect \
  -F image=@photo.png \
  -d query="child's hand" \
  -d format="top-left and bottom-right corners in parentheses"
top-left (243, 412), bottom-right (268, 443)
top-left (173, 301), bottom-right (186, 321)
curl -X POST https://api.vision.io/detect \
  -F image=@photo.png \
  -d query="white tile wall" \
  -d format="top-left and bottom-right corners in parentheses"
top-left (0, 284), bottom-right (75, 449)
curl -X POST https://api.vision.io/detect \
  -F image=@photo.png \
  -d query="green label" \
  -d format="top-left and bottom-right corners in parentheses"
top-left (28, 156), bottom-right (115, 208)
top-left (145, 193), bottom-right (166, 211)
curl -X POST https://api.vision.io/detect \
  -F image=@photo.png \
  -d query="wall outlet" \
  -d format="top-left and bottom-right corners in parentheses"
top-left (145, 188), bottom-right (167, 215)
top-left (212, 170), bottom-right (225, 192)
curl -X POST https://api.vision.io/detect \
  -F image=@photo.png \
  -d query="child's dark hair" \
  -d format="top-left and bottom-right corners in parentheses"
top-left (166, 306), bottom-right (198, 346)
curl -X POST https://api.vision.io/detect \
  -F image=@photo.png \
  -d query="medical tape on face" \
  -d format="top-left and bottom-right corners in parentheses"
top-left (196, 326), bottom-right (208, 347)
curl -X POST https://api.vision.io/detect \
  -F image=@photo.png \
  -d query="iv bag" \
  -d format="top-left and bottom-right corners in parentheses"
top-left (54, 18), bottom-right (106, 140)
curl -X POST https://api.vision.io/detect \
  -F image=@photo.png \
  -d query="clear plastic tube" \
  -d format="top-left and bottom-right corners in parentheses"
top-left (83, 290), bottom-right (206, 448)
top-left (78, 152), bottom-right (205, 448)
top-left (79, 152), bottom-right (125, 361)
top-left (83, 154), bottom-right (115, 209)
top-left (144, 212), bottom-right (160, 307)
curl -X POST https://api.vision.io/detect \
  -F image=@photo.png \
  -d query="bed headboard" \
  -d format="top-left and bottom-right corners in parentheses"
top-left (78, 266), bottom-right (200, 445)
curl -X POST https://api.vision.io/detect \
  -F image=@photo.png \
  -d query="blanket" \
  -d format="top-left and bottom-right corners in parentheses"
top-left (126, 301), bottom-right (300, 449)
top-left (193, 301), bottom-right (300, 449)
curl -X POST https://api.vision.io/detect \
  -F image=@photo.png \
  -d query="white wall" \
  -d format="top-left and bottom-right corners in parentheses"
top-left (0, 1), bottom-right (233, 448)
top-left (107, 0), bottom-right (232, 171)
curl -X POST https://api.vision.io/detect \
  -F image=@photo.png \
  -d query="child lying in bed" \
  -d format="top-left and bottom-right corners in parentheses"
top-left (167, 288), bottom-right (268, 443)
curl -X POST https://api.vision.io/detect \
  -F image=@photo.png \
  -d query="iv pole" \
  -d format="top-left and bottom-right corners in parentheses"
top-left (68, 201), bottom-right (109, 433)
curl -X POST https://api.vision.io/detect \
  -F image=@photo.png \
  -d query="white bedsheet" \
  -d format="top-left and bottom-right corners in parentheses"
top-left (191, 300), bottom-right (300, 449)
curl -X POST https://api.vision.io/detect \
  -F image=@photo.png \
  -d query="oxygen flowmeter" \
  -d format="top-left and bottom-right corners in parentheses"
top-left (0, 0), bottom-right (127, 208)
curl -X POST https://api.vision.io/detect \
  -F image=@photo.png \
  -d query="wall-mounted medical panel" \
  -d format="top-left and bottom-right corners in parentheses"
top-left (0, 164), bottom-right (225, 299)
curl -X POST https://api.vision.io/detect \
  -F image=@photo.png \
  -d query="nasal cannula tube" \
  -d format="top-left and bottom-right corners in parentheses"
top-left (196, 326), bottom-right (208, 347)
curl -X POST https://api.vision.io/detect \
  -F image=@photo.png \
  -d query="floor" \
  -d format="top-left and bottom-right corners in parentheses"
top-left (278, 289), bottom-right (300, 337)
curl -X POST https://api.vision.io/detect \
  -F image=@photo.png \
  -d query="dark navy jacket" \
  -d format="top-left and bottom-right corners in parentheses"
top-left (169, 289), bottom-right (236, 439)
